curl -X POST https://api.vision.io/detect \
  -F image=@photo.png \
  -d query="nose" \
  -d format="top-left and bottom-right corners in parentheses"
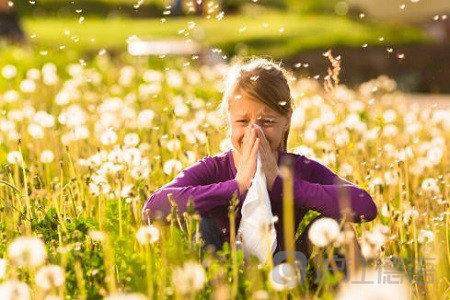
top-left (248, 123), bottom-right (264, 137)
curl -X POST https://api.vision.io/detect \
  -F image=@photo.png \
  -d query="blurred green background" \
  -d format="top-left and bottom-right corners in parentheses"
top-left (2, 0), bottom-right (450, 92)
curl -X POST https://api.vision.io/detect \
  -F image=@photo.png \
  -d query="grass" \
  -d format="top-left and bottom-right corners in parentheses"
top-left (22, 13), bottom-right (427, 57)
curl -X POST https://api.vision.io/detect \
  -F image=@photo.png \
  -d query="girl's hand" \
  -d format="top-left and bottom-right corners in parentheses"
top-left (255, 127), bottom-right (280, 191)
top-left (235, 126), bottom-right (260, 194)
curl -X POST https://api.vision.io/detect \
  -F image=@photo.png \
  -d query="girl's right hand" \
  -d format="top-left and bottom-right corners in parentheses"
top-left (235, 125), bottom-right (260, 194)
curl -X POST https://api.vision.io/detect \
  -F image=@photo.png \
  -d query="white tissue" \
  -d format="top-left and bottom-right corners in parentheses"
top-left (237, 125), bottom-right (277, 263)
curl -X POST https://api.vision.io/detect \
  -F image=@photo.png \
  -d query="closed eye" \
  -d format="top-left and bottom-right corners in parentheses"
top-left (260, 120), bottom-right (274, 125)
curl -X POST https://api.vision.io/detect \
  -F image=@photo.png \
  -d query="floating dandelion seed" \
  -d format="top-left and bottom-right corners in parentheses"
top-left (76, 9), bottom-right (82, 13)
top-left (7, 1), bottom-right (14, 7)
top-left (239, 26), bottom-right (247, 33)
top-left (78, 16), bottom-right (85, 23)
top-left (216, 11), bottom-right (224, 20)
top-left (59, 45), bottom-right (66, 50)
top-left (294, 63), bottom-right (302, 68)
top-left (397, 53), bottom-right (405, 59)
top-left (30, 33), bottom-right (36, 38)
top-left (279, 101), bottom-right (287, 106)
top-left (378, 36), bottom-right (384, 41)
top-left (362, 43), bottom-right (368, 48)
top-left (442, 15), bottom-right (447, 20)
top-left (133, 0), bottom-right (144, 9)
top-left (433, 15), bottom-right (439, 21)
top-left (279, 26), bottom-right (285, 33)
top-left (40, 51), bottom-right (48, 56)
top-left (410, 0), bottom-right (420, 3)
top-left (160, 18), bottom-right (166, 23)
top-left (188, 21), bottom-right (196, 29)
top-left (313, 75), bottom-right (320, 79)
top-left (29, 0), bottom-right (35, 4)
top-left (400, 4), bottom-right (406, 9)
top-left (303, 63), bottom-right (309, 67)
top-left (387, 47), bottom-right (393, 53)
top-left (359, 13), bottom-right (365, 18)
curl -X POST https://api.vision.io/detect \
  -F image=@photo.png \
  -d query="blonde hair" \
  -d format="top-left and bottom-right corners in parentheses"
top-left (218, 57), bottom-right (293, 151)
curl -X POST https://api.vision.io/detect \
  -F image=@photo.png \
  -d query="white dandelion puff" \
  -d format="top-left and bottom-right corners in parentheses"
top-left (40, 150), bottom-right (55, 163)
top-left (136, 225), bottom-right (160, 245)
top-left (420, 178), bottom-right (440, 193)
top-left (7, 151), bottom-right (22, 165)
top-left (417, 230), bottom-right (434, 244)
top-left (171, 262), bottom-right (206, 294)
top-left (163, 159), bottom-right (182, 175)
top-left (0, 280), bottom-right (31, 300)
top-left (123, 133), bottom-right (140, 147)
top-left (2, 65), bottom-right (17, 79)
top-left (8, 236), bottom-right (47, 268)
top-left (0, 259), bottom-right (6, 279)
top-left (308, 218), bottom-right (340, 247)
top-left (100, 129), bottom-right (118, 145)
top-left (268, 262), bottom-right (301, 291)
top-left (35, 265), bottom-right (65, 291)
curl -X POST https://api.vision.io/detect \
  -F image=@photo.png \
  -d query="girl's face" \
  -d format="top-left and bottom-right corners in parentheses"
top-left (228, 91), bottom-right (291, 154)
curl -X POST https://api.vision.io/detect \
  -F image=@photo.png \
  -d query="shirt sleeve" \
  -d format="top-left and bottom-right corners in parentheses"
top-left (142, 157), bottom-right (244, 224)
top-left (268, 156), bottom-right (377, 223)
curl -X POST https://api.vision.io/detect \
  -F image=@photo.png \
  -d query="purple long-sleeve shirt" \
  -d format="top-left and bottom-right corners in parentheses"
top-left (142, 149), bottom-right (377, 251)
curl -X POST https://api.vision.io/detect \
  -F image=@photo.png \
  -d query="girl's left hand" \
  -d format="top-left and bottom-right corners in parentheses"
top-left (255, 126), bottom-right (280, 191)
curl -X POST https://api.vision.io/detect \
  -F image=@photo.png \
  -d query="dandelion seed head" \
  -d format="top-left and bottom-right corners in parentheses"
top-left (40, 150), bottom-right (55, 163)
top-left (0, 280), bottom-right (30, 300)
top-left (171, 262), bottom-right (206, 294)
top-left (35, 265), bottom-right (65, 291)
top-left (308, 218), bottom-right (340, 247)
top-left (136, 225), bottom-right (160, 245)
top-left (417, 230), bottom-right (434, 244)
top-left (8, 236), bottom-right (47, 268)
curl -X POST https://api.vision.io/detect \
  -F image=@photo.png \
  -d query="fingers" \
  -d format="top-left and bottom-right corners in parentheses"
top-left (243, 126), bottom-right (257, 155)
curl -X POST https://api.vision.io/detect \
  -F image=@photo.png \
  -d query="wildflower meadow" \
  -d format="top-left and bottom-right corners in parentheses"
top-left (0, 44), bottom-right (448, 299)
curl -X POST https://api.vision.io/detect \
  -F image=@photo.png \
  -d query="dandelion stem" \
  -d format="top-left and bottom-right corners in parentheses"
top-left (281, 159), bottom-right (295, 264)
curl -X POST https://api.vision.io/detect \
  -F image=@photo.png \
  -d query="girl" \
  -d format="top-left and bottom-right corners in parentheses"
top-left (142, 58), bottom-right (377, 259)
